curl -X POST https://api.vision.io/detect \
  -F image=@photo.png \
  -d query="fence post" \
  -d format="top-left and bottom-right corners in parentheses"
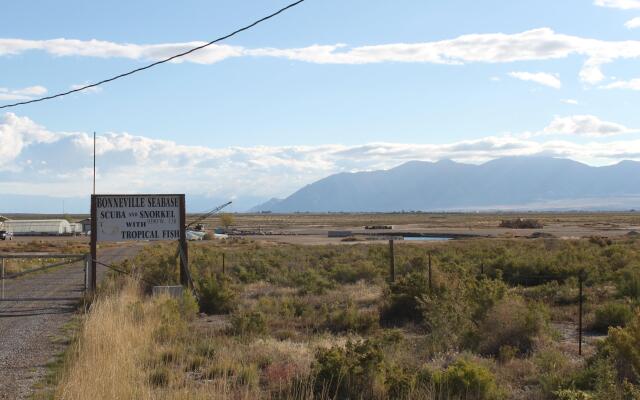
top-left (84, 254), bottom-right (88, 292)
top-left (389, 240), bottom-right (395, 283)
top-left (222, 253), bottom-right (225, 275)
top-left (578, 272), bottom-right (584, 356)
top-left (1, 257), bottom-right (4, 300)
top-left (428, 252), bottom-right (432, 293)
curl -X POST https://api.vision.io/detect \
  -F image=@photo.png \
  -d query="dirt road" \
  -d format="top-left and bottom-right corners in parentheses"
top-left (0, 245), bottom-right (143, 399)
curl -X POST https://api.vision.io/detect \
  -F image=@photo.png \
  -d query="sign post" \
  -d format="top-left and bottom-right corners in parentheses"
top-left (89, 194), bottom-right (187, 292)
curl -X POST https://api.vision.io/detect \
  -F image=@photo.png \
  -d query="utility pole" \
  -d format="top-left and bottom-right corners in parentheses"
top-left (389, 239), bottom-right (395, 283)
top-left (93, 132), bottom-right (96, 195)
top-left (90, 132), bottom-right (96, 292)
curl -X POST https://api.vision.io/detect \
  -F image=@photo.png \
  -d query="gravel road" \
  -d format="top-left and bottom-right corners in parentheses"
top-left (0, 245), bottom-right (144, 399)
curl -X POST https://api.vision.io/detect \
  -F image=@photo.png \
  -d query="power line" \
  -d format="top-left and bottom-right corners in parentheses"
top-left (0, 0), bottom-right (306, 109)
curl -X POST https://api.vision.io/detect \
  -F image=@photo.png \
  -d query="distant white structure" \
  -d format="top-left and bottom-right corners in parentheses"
top-left (3, 219), bottom-right (80, 236)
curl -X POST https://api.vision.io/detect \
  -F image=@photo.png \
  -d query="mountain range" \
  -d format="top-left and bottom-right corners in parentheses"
top-left (250, 157), bottom-right (640, 212)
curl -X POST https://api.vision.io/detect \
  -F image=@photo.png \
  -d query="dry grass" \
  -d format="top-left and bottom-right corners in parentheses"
top-left (54, 281), bottom-right (155, 400)
top-left (52, 279), bottom-right (322, 400)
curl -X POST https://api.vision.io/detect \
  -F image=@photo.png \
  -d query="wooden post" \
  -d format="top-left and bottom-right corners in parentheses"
top-left (428, 252), bottom-right (432, 293)
top-left (1, 257), bottom-right (4, 300)
top-left (389, 239), bottom-right (395, 283)
top-left (222, 253), bottom-right (225, 275)
top-left (178, 194), bottom-right (189, 287)
top-left (84, 253), bottom-right (88, 292)
top-left (578, 272), bottom-right (583, 356)
top-left (90, 195), bottom-right (97, 292)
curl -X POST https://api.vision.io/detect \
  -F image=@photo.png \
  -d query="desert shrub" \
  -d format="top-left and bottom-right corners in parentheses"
top-left (497, 345), bottom-right (518, 363)
top-left (181, 289), bottom-right (199, 320)
top-left (149, 366), bottom-right (171, 387)
top-left (571, 356), bottom-right (620, 397)
top-left (601, 312), bottom-right (640, 385)
top-left (385, 365), bottom-right (415, 399)
top-left (139, 253), bottom-right (180, 290)
top-left (293, 269), bottom-right (334, 295)
top-left (198, 274), bottom-right (235, 314)
top-left (476, 297), bottom-right (548, 356)
top-left (522, 280), bottom-right (562, 302)
top-left (534, 348), bottom-right (576, 395)
top-left (419, 288), bottom-right (474, 353)
top-left (380, 272), bottom-right (430, 325)
top-left (330, 260), bottom-right (379, 283)
top-left (499, 218), bottom-right (543, 229)
top-left (324, 302), bottom-right (378, 334)
top-left (589, 236), bottom-right (612, 247)
top-left (468, 277), bottom-right (508, 322)
top-left (570, 313), bottom-right (640, 398)
top-left (231, 310), bottom-right (267, 337)
top-left (602, 245), bottom-right (633, 271)
top-left (617, 267), bottom-right (640, 300)
top-left (418, 277), bottom-right (506, 353)
top-left (313, 339), bottom-right (385, 399)
top-left (554, 389), bottom-right (594, 400)
top-left (152, 297), bottom-right (189, 343)
top-left (592, 302), bottom-right (634, 333)
top-left (421, 359), bottom-right (502, 400)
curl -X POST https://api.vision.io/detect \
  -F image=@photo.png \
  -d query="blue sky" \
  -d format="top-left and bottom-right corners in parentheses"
top-left (3, 0), bottom-right (640, 211)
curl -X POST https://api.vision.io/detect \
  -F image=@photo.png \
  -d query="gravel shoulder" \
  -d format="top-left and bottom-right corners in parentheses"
top-left (0, 245), bottom-right (143, 400)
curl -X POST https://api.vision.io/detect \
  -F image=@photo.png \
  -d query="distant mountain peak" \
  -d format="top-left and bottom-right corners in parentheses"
top-left (250, 156), bottom-right (640, 212)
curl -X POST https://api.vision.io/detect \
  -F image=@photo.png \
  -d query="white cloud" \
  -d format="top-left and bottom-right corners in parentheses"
top-left (2, 113), bottom-right (640, 201)
top-left (561, 99), bottom-right (579, 105)
top-left (2, 28), bottom-right (640, 84)
top-left (0, 85), bottom-right (47, 101)
top-left (540, 115), bottom-right (636, 137)
top-left (601, 78), bottom-right (640, 90)
top-left (625, 17), bottom-right (640, 28)
top-left (595, 0), bottom-right (640, 9)
top-left (509, 71), bottom-right (562, 89)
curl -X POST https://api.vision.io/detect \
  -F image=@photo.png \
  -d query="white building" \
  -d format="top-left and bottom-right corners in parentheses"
top-left (3, 219), bottom-right (76, 236)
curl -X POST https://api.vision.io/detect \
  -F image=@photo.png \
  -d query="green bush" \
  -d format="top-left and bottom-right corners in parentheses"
top-left (313, 339), bottom-right (385, 399)
top-left (418, 277), bottom-right (506, 353)
top-left (385, 365), bottom-right (415, 399)
top-left (534, 348), bottom-right (574, 395)
top-left (293, 269), bottom-right (334, 295)
top-left (198, 274), bottom-right (235, 315)
top-left (330, 260), bottom-right (379, 283)
top-left (427, 359), bottom-right (502, 400)
top-left (181, 290), bottom-right (199, 320)
top-left (554, 389), bottom-right (594, 400)
top-left (324, 302), bottom-right (378, 334)
top-left (601, 312), bottom-right (640, 385)
top-left (231, 310), bottom-right (267, 337)
top-left (380, 272), bottom-right (430, 325)
top-left (617, 267), bottom-right (640, 300)
top-left (592, 302), bottom-right (634, 333)
top-left (476, 297), bottom-right (548, 356)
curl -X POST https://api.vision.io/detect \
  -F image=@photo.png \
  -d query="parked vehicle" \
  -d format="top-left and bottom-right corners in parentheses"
top-left (0, 230), bottom-right (13, 240)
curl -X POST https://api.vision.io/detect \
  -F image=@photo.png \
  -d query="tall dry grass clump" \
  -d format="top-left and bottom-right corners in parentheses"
top-left (55, 280), bottom-right (156, 400)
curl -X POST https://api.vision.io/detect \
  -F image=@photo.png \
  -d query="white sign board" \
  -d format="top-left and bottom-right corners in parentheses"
top-left (94, 194), bottom-right (183, 242)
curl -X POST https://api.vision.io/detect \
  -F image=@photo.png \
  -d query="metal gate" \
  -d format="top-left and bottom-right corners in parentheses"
top-left (0, 253), bottom-right (89, 302)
